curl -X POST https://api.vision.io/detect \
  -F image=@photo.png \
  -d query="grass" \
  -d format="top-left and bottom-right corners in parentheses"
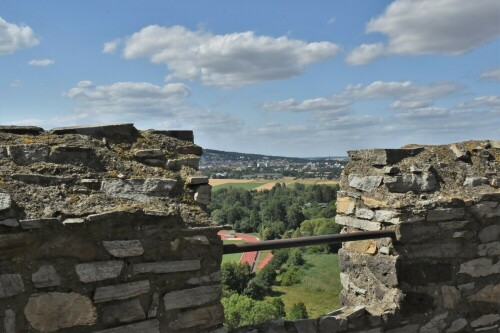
top-left (213, 181), bottom-right (268, 191)
top-left (222, 239), bottom-right (245, 264)
top-left (210, 177), bottom-right (339, 192)
top-left (269, 253), bottom-right (342, 318)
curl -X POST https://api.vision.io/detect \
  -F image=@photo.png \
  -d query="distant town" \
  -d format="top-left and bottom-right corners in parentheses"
top-left (200, 149), bottom-right (348, 179)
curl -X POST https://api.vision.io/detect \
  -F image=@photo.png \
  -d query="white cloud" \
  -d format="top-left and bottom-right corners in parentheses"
top-left (459, 96), bottom-right (500, 112)
top-left (28, 59), bottom-right (55, 66)
top-left (10, 79), bottom-right (22, 88)
top-left (114, 25), bottom-right (339, 87)
top-left (102, 39), bottom-right (121, 54)
top-left (481, 67), bottom-right (500, 81)
top-left (345, 43), bottom-right (385, 66)
top-left (0, 17), bottom-right (39, 55)
top-left (367, 0), bottom-right (500, 56)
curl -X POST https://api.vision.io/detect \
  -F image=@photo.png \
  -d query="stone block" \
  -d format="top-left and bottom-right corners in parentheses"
top-left (24, 292), bottom-right (97, 332)
top-left (103, 240), bottom-right (144, 257)
top-left (163, 285), bottom-right (222, 310)
top-left (184, 235), bottom-right (210, 245)
top-left (0, 274), bottom-right (25, 298)
top-left (477, 241), bottom-right (500, 256)
top-left (348, 175), bottom-right (383, 192)
top-left (467, 284), bottom-right (500, 303)
top-left (32, 265), bottom-right (61, 288)
top-left (318, 316), bottom-right (347, 333)
top-left (62, 217), bottom-right (85, 225)
top-left (19, 218), bottom-right (59, 230)
top-left (449, 143), bottom-right (468, 160)
top-left (48, 146), bottom-right (97, 165)
top-left (384, 173), bottom-right (436, 193)
top-left (426, 208), bottom-right (465, 221)
top-left (356, 208), bottom-right (375, 220)
top-left (166, 157), bottom-right (200, 170)
top-left (177, 145), bottom-right (203, 155)
top-left (7, 143), bottom-right (49, 165)
top-left (463, 177), bottom-right (488, 187)
top-left (188, 176), bottom-right (209, 185)
top-left (345, 240), bottom-right (377, 255)
top-left (374, 210), bottom-right (399, 223)
top-left (50, 123), bottom-right (138, 140)
top-left (187, 271), bottom-right (222, 285)
top-left (0, 193), bottom-right (11, 211)
top-left (446, 318), bottom-right (467, 333)
top-left (3, 309), bottom-right (15, 333)
top-left (93, 319), bottom-right (160, 333)
top-left (441, 286), bottom-right (461, 309)
top-left (94, 280), bottom-right (150, 303)
top-left (169, 304), bottom-right (224, 329)
top-left (133, 260), bottom-right (200, 274)
top-left (293, 318), bottom-right (318, 333)
top-left (470, 314), bottom-right (500, 328)
top-left (336, 216), bottom-right (381, 231)
top-left (420, 312), bottom-right (448, 333)
top-left (101, 178), bottom-right (177, 202)
top-left (347, 148), bottom-right (424, 166)
top-left (478, 224), bottom-right (500, 243)
top-left (0, 218), bottom-right (18, 227)
top-left (148, 292), bottom-right (159, 318)
top-left (195, 184), bottom-right (212, 205)
top-left (0, 125), bottom-right (44, 135)
top-left (102, 299), bottom-right (146, 325)
top-left (336, 197), bottom-right (356, 214)
top-left (459, 258), bottom-right (500, 277)
top-left (75, 260), bottom-right (124, 283)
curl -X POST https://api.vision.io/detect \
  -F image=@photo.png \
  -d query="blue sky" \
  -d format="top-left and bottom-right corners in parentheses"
top-left (1, 0), bottom-right (499, 156)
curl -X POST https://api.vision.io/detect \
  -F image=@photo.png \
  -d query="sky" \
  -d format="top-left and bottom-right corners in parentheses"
top-left (0, 0), bottom-right (499, 157)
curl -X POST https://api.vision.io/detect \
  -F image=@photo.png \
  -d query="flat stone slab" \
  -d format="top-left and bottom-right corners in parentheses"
top-left (133, 260), bottom-right (201, 274)
top-left (102, 299), bottom-right (146, 325)
top-left (163, 285), bottom-right (221, 310)
top-left (75, 260), bottom-right (124, 283)
top-left (384, 173), bottom-right (436, 193)
top-left (50, 123), bottom-right (138, 140)
top-left (24, 292), bottom-right (97, 332)
top-left (336, 216), bottom-right (382, 231)
top-left (101, 178), bottom-right (177, 202)
top-left (93, 319), bottom-right (160, 333)
top-left (103, 240), bottom-right (144, 257)
top-left (0, 274), bottom-right (25, 298)
top-left (0, 218), bottom-right (19, 227)
top-left (94, 280), bottom-right (150, 303)
top-left (188, 176), bottom-right (209, 185)
top-left (7, 144), bottom-right (49, 165)
top-left (348, 175), bottom-right (383, 192)
top-left (19, 218), bottom-right (60, 230)
top-left (187, 271), bottom-right (222, 285)
top-left (0, 125), bottom-right (44, 135)
top-left (4, 309), bottom-right (15, 333)
top-left (0, 193), bottom-right (12, 211)
top-left (32, 265), bottom-right (61, 288)
top-left (149, 130), bottom-right (194, 142)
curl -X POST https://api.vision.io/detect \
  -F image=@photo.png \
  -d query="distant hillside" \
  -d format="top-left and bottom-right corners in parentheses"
top-left (201, 149), bottom-right (347, 164)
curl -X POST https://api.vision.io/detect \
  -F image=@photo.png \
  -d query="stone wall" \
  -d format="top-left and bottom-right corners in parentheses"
top-left (0, 124), bottom-right (224, 332)
top-left (234, 141), bottom-right (499, 333)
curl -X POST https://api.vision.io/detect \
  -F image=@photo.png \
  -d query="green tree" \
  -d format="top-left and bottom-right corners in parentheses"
top-left (267, 298), bottom-right (286, 318)
top-left (287, 302), bottom-right (309, 320)
top-left (221, 262), bottom-right (254, 295)
top-left (222, 294), bottom-right (280, 329)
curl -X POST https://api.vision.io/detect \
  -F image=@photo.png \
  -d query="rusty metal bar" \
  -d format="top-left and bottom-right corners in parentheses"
top-left (222, 230), bottom-right (396, 254)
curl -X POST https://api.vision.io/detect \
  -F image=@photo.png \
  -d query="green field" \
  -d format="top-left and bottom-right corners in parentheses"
top-left (222, 239), bottom-right (245, 264)
top-left (270, 253), bottom-right (341, 318)
top-left (213, 181), bottom-right (267, 191)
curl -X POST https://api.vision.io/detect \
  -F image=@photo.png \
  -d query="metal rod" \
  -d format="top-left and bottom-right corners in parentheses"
top-left (222, 230), bottom-right (396, 254)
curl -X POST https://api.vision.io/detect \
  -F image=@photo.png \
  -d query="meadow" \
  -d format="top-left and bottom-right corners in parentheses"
top-left (210, 177), bottom-right (339, 191)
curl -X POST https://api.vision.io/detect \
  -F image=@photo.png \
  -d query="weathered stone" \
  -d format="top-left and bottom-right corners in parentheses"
top-left (319, 315), bottom-right (347, 333)
top-left (148, 292), bottom-right (159, 318)
top-left (426, 208), bottom-right (465, 222)
top-left (86, 210), bottom-right (132, 222)
top-left (467, 284), bottom-right (500, 303)
top-left (459, 258), bottom-right (500, 277)
top-left (166, 157), bottom-right (200, 170)
top-left (470, 314), bottom-right (500, 328)
top-left (188, 176), bottom-right (209, 185)
top-left (187, 271), bottom-right (222, 285)
top-left (356, 208), bottom-right (375, 220)
top-left (7, 143), bottom-right (49, 165)
top-left (163, 285), bottom-right (222, 310)
top-left (458, 282), bottom-right (475, 291)
top-left (452, 231), bottom-right (466, 238)
top-left (12, 173), bottom-right (75, 185)
top-left (103, 240), bottom-right (144, 257)
top-left (32, 265), bottom-right (61, 288)
top-left (449, 143), bottom-right (468, 160)
top-left (133, 260), bottom-right (200, 274)
top-left (387, 324), bottom-right (419, 333)
top-left (62, 217), bottom-right (85, 225)
top-left (24, 292), bottom-right (97, 332)
top-left (0, 125), bottom-right (44, 135)
top-left (362, 196), bottom-right (389, 209)
top-left (0, 218), bottom-right (19, 227)
top-left (420, 312), bottom-right (448, 333)
top-left (51, 123), bottom-right (138, 140)
top-left (177, 145), bottom-right (203, 155)
top-left (345, 240), bottom-right (377, 255)
top-left (446, 318), bottom-right (467, 333)
top-left (19, 218), bottom-right (59, 229)
top-left (384, 166), bottom-right (400, 175)
top-left (184, 235), bottom-right (210, 245)
top-left (102, 298), bottom-right (146, 325)
top-left (293, 318), bottom-right (319, 333)
top-left (384, 173), bottom-right (436, 193)
top-left (441, 286), bottom-right (460, 309)
top-left (48, 146), bottom-right (97, 165)
top-left (336, 215), bottom-right (381, 231)
top-left (348, 148), bottom-right (424, 166)
top-left (470, 201), bottom-right (499, 218)
top-left (0, 274), bottom-right (24, 298)
top-left (0, 193), bottom-right (11, 211)
top-left (3, 309), bottom-right (15, 333)
top-left (374, 210), bottom-right (399, 223)
top-left (478, 224), bottom-right (500, 243)
top-left (93, 319), bottom-right (160, 333)
top-left (143, 209), bottom-right (171, 217)
top-left (94, 280), bottom-right (150, 303)
top-left (101, 178), bottom-right (177, 202)
top-left (477, 241), bottom-right (500, 256)
top-left (134, 149), bottom-right (164, 158)
top-left (348, 175), bottom-right (383, 192)
top-left (195, 184), bottom-right (212, 205)
top-left (75, 260), bottom-right (124, 283)
top-left (340, 272), bottom-right (367, 296)
top-left (169, 304), bottom-right (224, 329)
top-left (463, 177), bottom-right (488, 187)
top-left (336, 197), bottom-right (356, 214)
